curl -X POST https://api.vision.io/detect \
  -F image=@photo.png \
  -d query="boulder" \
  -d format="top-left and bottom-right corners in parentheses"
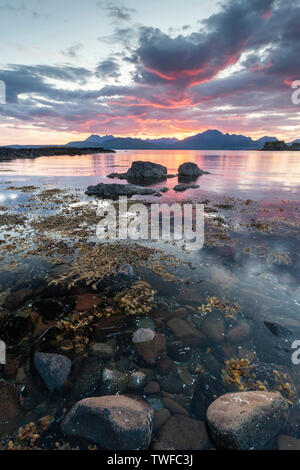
top-left (126, 161), bottom-right (167, 183)
top-left (61, 395), bottom-right (153, 450)
top-left (153, 415), bottom-right (208, 450)
top-left (178, 162), bottom-right (205, 177)
top-left (206, 391), bottom-right (288, 450)
top-left (34, 352), bottom-right (71, 392)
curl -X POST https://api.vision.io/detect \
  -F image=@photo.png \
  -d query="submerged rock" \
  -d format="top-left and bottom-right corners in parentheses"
top-left (167, 318), bottom-right (206, 346)
top-left (85, 182), bottom-right (158, 198)
top-left (128, 371), bottom-right (147, 390)
top-left (173, 184), bottom-right (200, 192)
top-left (61, 395), bottom-right (153, 450)
top-left (206, 391), bottom-right (288, 450)
top-left (102, 368), bottom-right (129, 395)
top-left (0, 382), bottom-right (24, 436)
top-left (34, 352), bottom-right (72, 392)
top-left (264, 320), bottom-right (295, 339)
top-left (153, 415), bottom-right (208, 450)
top-left (133, 330), bottom-right (166, 365)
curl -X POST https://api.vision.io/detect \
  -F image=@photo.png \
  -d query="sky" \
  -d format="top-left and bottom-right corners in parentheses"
top-left (0, 0), bottom-right (300, 144)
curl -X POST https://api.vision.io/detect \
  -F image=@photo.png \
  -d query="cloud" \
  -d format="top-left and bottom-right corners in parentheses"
top-left (61, 43), bottom-right (83, 58)
top-left (97, 1), bottom-right (136, 21)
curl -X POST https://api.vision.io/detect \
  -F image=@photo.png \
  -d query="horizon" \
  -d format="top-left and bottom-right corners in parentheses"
top-left (0, 0), bottom-right (300, 145)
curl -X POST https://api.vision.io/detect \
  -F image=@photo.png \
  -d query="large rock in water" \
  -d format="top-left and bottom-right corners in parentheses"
top-left (34, 352), bottom-right (72, 391)
top-left (61, 395), bottom-right (153, 449)
top-left (178, 162), bottom-right (205, 177)
top-left (85, 182), bottom-right (158, 198)
top-left (206, 391), bottom-right (288, 450)
top-left (126, 161), bottom-right (167, 183)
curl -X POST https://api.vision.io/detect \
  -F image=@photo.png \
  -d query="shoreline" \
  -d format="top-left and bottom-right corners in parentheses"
top-left (0, 146), bottom-right (115, 162)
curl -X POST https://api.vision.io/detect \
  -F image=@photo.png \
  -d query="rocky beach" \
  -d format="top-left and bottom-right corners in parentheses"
top-left (0, 154), bottom-right (300, 451)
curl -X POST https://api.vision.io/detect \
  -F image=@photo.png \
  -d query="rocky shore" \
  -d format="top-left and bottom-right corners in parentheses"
top-left (0, 146), bottom-right (115, 161)
top-left (0, 158), bottom-right (299, 451)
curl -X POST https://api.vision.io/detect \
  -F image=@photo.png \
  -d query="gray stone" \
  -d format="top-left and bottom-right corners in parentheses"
top-left (128, 371), bottom-right (147, 390)
top-left (178, 162), bottom-right (205, 177)
top-left (89, 342), bottom-right (115, 359)
top-left (85, 183), bottom-right (158, 198)
top-left (173, 184), bottom-right (200, 192)
top-left (34, 352), bottom-right (71, 392)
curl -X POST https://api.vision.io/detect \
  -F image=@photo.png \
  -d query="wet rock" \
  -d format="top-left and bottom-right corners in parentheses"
top-left (3, 354), bottom-right (19, 380)
top-left (162, 398), bottom-right (188, 416)
top-left (153, 415), bottom-right (208, 450)
top-left (0, 382), bottom-right (24, 436)
top-left (94, 314), bottom-right (128, 340)
top-left (135, 316), bottom-right (156, 331)
top-left (70, 356), bottom-right (103, 400)
top-left (167, 318), bottom-right (206, 346)
top-left (167, 341), bottom-right (192, 362)
top-left (3, 287), bottom-right (32, 310)
top-left (264, 321), bottom-right (294, 339)
top-left (32, 298), bottom-right (65, 320)
top-left (154, 408), bottom-right (171, 431)
top-left (102, 368), bottom-right (129, 395)
top-left (75, 293), bottom-right (102, 312)
top-left (128, 371), bottom-right (147, 390)
top-left (201, 312), bottom-right (225, 343)
top-left (34, 352), bottom-right (72, 392)
top-left (178, 162), bottom-right (205, 177)
top-left (157, 356), bottom-right (176, 375)
top-left (62, 395), bottom-right (153, 449)
top-left (126, 161), bottom-right (167, 184)
top-left (86, 182), bottom-right (158, 198)
top-left (89, 342), bottom-right (115, 359)
top-left (147, 397), bottom-right (164, 412)
top-left (278, 435), bottom-right (300, 450)
top-left (144, 381), bottom-right (160, 394)
top-left (206, 391), bottom-right (288, 450)
top-left (133, 330), bottom-right (166, 365)
top-left (173, 184), bottom-right (200, 192)
top-left (227, 321), bottom-right (251, 344)
top-left (158, 376), bottom-right (184, 394)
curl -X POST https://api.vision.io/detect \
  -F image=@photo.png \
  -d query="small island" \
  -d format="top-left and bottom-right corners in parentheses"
top-left (262, 141), bottom-right (300, 151)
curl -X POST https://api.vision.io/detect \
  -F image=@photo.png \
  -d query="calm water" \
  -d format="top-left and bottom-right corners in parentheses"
top-left (1, 149), bottom-right (300, 202)
top-left (1, 150), bottom-right (300, 450)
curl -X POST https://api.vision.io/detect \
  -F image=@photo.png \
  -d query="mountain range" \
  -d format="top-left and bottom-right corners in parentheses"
top-left (66, 130), bottom-right (281, 150)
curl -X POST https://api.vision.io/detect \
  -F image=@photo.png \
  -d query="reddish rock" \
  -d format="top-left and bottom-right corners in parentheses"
top-left (61, 395), bottom-right (153, 450)
top-left (167, 318), bottom-right (205, 346)
top-left (206, 391), bottom-right (288, 450)
top-left (153, 415), bottom-right (208, 450)
top-left (75, 293), bottom-right (102, 312)
top-left (0, 382), bottom-right (24, 436)
top-left (134, 333), bottom-right (166, 365)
